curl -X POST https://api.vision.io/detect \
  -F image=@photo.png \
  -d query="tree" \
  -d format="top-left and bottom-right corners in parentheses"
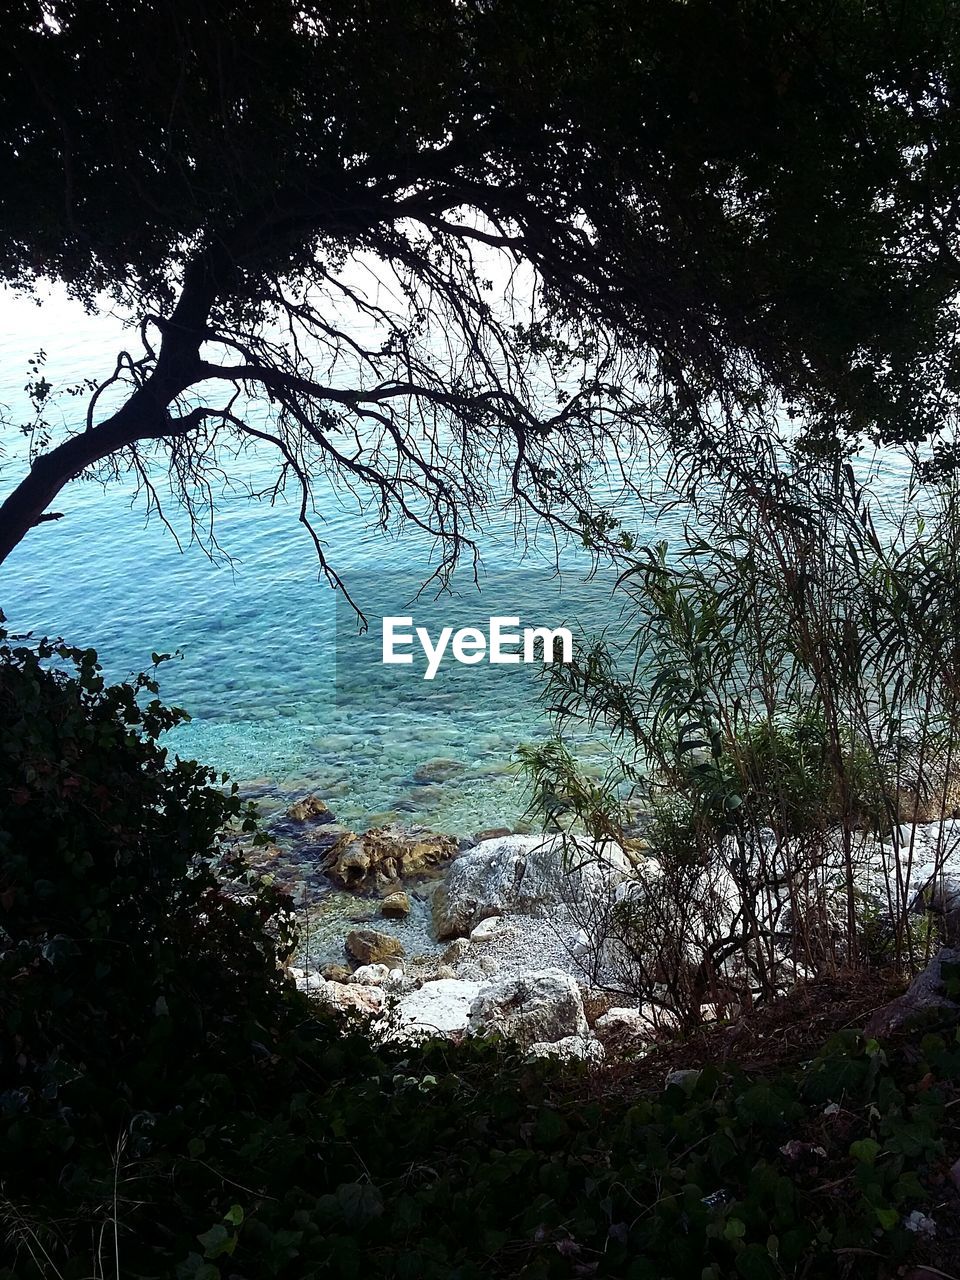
top-left (4, 0), bottom-right (960, 600)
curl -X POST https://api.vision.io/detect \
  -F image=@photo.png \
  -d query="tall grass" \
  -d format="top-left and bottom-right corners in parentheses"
top-left (522, 445), bottom-right (960, 1022)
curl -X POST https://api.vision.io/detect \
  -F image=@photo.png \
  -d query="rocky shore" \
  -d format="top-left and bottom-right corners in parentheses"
top-left (238, 779), bottom-right (960, 1065)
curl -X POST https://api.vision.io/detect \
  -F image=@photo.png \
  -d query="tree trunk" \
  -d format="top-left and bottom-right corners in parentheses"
top-left (0, 392), bottom-right (170, 567)
top-left (0, 247), bottom-right (223, 568)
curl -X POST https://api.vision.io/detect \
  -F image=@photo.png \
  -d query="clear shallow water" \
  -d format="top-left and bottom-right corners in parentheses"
top-left (0, 290), bottom-right (921, 843)
top-left (0, 290), bottom-right (670, 834)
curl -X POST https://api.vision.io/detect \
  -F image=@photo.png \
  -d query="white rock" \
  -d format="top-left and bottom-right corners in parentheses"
top-left (350, 963), bottom-right (391, 985)
top-left (322, 982), bottom-right (386, 1015)
top-left (470, 916), bottom-right (502, 943)
top-left (526, 1035), bottom-right (605, 1064)
top-left (295, 971), bottom-right (324, 991)
top-left (595, 1006), bottom-right (651, 1039)
top-left (385, 979), bottom-right (482, 1042)
top-left (433, 834), bottom-right (633, 938)
top-left (569, 928), bottom-right (592, 958)
top-left (468, 968), bottom-right (588, 1046)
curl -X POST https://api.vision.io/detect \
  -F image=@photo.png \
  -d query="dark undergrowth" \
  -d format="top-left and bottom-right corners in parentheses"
top-left (2, 633), bottom-right (959, 1280)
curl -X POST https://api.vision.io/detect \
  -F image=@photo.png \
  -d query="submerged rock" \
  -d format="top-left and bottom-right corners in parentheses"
top-left (345, 928), bottom-right (406, 966)
top-left (326, 825), bottom-right (458, 891)
top-left (286, 794), bottom-right (334, 824)
top-left (432, 834), bottom-right (632, 939)
top-left (413, 758), bottom-right (466, 784)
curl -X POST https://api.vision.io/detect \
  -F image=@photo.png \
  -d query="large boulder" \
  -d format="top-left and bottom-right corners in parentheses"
top-left (865, 948), bottom-right (960, 1038)
top-left (326, 825), bottom-right (458, 891)
top-left (384, 978), bottom-right (482, 1042)
top-left (467, 968), bottom-right (589, 1046)
top-left (345, 928), bottom-right (405, 966)
top-left (432, 834), bottom-right (632, 939)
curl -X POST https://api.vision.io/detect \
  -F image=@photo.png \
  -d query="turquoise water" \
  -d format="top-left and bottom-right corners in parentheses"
top-left (0, 288), bottom-right (670, 834)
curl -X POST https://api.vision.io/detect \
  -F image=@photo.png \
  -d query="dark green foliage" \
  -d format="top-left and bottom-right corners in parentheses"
top-left (5, 0), bottom-right (960, 449)
top-left (6, 1), bottom-right (960, 574)
top-left (0, 629), bottom-right (300, 1251)
top-left (0, 637), bottom-right (958, 1277)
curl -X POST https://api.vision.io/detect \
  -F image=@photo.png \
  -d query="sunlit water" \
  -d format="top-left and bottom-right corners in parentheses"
top-left (0, 290), bottom-right (682, 846)
top-left (0, 289), bottom-right (919, 886)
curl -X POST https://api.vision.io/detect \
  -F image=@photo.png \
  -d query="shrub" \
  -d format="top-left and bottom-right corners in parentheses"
top-left (0, 629), bottom-right (298, 1255)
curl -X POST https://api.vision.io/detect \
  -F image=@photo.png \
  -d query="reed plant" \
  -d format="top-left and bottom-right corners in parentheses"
top-left (522, 445), bottom-right (960, 1023)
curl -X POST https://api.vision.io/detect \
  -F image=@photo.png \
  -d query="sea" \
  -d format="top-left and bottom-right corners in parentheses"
top-left (0, 285), bottom-right (684, 837)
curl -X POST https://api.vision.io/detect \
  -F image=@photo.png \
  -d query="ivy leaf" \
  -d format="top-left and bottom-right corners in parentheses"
top-left (197, 1224), bottom-right (235, 1259)
top-left (875, 1206), bottom-right (898, 1230)
top-left (335, 1181), bottom-right (384, 1224)
top-left (850, 1139), bottom-right (881, 1165)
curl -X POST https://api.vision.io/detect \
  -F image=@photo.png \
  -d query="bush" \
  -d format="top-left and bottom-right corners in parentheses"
top-left (0, 632), bottom-right (957, 1278)
top-left (0, 630), bottom-right (299, 1258)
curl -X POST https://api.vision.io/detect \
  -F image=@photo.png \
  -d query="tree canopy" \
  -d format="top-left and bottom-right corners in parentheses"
top-left (4, 0), bottom-right (960, 592)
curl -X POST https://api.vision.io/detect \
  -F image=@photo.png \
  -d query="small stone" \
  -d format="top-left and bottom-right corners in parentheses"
top-left (478, 956), bottom-right (500, 975)
top-left (321, 963), bottom-right (353, 983)
top-left (351, 963), bottom-right (392, 985)
top-left (286, 794), bottom-right (333, 824)
top-left (665, 1069), bottom-right (701, 1092)
top-left (345, 928), bottom-right (406, 966)
top-left (442, 937), bottom-right (471, 965)
top-left (381, 891), bottom-right (411, 919)
top-left (470, 916), bottom-right (501, 943)
top-left (903, 1210), bottom-right (936, 1238)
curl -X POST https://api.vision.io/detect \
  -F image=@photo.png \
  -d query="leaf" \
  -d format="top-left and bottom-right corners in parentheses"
top-left (875, 1206), bottom-right (898, 1230)
top-left (335, 1181), bottom-right (384, 1224)
top-left (735, 1244), bottom-right (779, 1279)
top-left (197, 1224), bottom-right (235, 1259)
top-left (849, 1138), bottom-right (881, 1165)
